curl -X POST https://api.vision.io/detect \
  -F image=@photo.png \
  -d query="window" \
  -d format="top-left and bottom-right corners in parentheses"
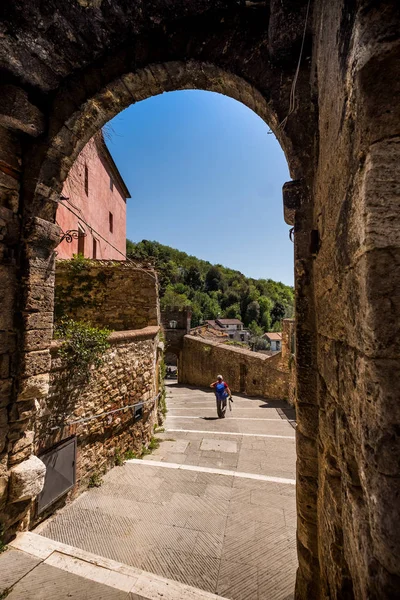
top-left (77, 225), bottom-right (85, 256)
top-left (110, 177), bottom-right (114, 191)
top-left (84, 164), bottom-right (89, 196)
top-left (109, 212), bottom-right (113, 233)
top-left (92, 238), bottom-right (97, 259)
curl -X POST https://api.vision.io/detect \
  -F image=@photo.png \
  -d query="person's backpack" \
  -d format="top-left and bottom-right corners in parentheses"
top-left (215, 382), bottom-right (228, 400)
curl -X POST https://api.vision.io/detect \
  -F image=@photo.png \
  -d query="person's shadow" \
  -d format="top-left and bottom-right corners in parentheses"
top-left (202, 417), bottom-right (219, 421)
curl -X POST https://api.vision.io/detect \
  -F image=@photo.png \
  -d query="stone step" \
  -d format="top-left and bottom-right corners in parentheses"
top-left (9, 532), bottom-right (229, 600)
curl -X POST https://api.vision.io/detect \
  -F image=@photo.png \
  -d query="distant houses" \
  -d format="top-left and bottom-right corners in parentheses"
top-left (205, 318), bottom-right (250, 343)
top-left (263, 332), bottom-right (282, 351)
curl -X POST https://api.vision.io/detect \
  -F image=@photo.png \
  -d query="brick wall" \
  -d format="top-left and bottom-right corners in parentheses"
top-left (55, 260), bottom-right (160, 331)
top-left (180, 335), bottom-right (290, 401)
top-left (31, 327), bottom-right (161, 525)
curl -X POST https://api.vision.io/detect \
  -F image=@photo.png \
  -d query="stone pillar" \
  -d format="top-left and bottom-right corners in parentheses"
top-left (0, 86), bottom-right (48, 537)
top-left (0, 125), bottom-right (22, 518)
top-left (286, 180), bottom-right (321, 599)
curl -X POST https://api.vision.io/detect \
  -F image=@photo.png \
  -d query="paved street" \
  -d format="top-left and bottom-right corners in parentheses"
top-left (1, 382), bottom-right (297, 600)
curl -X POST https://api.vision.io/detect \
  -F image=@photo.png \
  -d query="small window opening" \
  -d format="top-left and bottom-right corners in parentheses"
top-left (110, 177), bottom-right (114, 191)
top-left (109, 212), bottom-right (113, 233)
top-left (84, 164), bottom-right (89, 196)
top-left (92, 238), bottom-right (97, 259)
top-left (77, 225), bottom-right (85, 256)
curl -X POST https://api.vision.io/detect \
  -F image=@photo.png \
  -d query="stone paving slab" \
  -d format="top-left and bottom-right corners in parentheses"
top-left (0, 548), bottom-right (41, 593)
top-left (7, 532), bottom-right (228, 600)
top-left (35, 382), bottom-right (297, 599)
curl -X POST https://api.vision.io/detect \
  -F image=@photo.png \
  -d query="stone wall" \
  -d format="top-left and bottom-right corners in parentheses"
top-left (281, 319), bottom-right (296, 407)
top-left (55, 260), bottom-right (160, 330)
top-left (302, 4), bottom-right (400, 598)
top-left (0, 125), bottom-right (22, 511)
top-left (32, 326), bottom-right (160, 525)
top-left (180, 335), bottom-right (289, 401)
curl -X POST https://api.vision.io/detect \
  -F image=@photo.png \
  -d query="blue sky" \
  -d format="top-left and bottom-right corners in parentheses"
top-left (106, 90), bottom-right (293, 285)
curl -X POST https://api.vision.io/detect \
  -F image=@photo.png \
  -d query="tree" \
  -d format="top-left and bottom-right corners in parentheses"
top-left (184, 266), bottom-right (203, 290)
top-left (248, 321), bottom-right (267, 352)
top-left (221, 290), bottom-right (241, 309)
top-left (245, 300), bottom-right (260, 326)
top-left (271, 301), bottom-right (286, 326)
top-left (126, 238), bottom-right (295, 330)
top-left (160, 287), bottom-right (191, 311)
top-left (261, 311), bottom-right (271, 331)
top-left (224, 303), bottom-right (241, 319)
top-left (205, 266), bottom-right (224, 292)
top-left (248, 321), bottom-right (264, 338)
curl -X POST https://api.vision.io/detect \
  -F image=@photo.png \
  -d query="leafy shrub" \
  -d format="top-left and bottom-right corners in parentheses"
top-left (55, 318), bottom-right (110, 380)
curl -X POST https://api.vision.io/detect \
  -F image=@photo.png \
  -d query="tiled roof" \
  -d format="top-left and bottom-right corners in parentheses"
top-left (263, 332), bottom-right (282, 341)
top-left (216, 318), bottom-right (243, 325)
top-left (205, 320), bottom-right (224, 330)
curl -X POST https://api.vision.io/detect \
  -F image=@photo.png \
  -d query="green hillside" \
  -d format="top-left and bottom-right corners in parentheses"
top-left (127, 239), bottom-right (294, 333)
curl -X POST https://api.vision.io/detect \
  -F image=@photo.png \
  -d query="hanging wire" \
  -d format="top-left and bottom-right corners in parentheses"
top-left (279, 0), bottom-right (311, 131)
top-left (54, 196), bottom-right (157, 280)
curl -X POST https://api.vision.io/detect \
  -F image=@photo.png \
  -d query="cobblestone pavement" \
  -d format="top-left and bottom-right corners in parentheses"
top-left (35, 382), bottom-right (298, 600)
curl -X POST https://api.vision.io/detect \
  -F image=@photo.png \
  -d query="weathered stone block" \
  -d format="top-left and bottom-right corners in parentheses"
top-left (0, 206), bottom-right (20, 243)
top-left (24, 285), bottom-right (54, 313)
top-left (20, 350), bottom-right (51, 377)
top-left (0, 85), bottom-right (44, 136)
top-left (0, 474), bottom-right (8, 504)
top-left (0, 353), bottom-right (10, 379)
top-left (9, 455), bottom-right (46, 503)
top-left (11, 431), bottom-right (34, 455)
top-left (18, 374), bottom-right (49, 401)
top-left (0, 378), bottom-right (13, 408)
top-left (22, 312), bottom-right (53, 331)
top-left (24, 328), bottom-right (53, 351)
top-left (0, 265), bottom-right (16, 330)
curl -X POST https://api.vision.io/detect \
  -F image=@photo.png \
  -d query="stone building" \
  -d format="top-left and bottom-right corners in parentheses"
top-left (206, 318), bottom-right (250, 342)
top-left (57, 132), bottom-right (131, 260)
top-left (264, 332), bottom-right (282, 352)
top-left (0, 2), bottom-right (399, 598)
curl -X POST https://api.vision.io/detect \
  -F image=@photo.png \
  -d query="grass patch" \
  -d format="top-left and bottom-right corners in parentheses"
top-left (88, 472), bottom-right (103, 488)
top-left (124, 449), bottom-right (140, 460)
top-left (114, 449), bottom-right (124, 466)
top-left (148, 437), bottom-right (160, 451)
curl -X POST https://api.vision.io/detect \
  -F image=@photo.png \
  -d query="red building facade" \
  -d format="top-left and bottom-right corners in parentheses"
top-left (56, 132), bottom-right (130, 260)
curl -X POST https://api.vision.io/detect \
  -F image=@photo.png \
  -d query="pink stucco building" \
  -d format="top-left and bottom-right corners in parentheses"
top-left (56, 132), bottom-right (130, 260)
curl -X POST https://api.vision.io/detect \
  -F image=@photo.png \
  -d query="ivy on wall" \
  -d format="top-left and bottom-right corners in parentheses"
top-left (55, 318), bottom-right (111, 381)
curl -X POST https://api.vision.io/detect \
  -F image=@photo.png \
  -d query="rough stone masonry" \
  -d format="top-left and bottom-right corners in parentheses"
top-left (0, 2), bottom-right (399, 599)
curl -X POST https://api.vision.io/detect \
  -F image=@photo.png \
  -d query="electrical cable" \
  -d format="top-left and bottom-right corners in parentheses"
top-left (279, 0), bottom-right (311, 130)
top-left (49, 392), bottom-right (161, 430)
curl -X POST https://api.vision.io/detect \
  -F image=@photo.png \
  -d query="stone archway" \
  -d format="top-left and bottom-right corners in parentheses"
top-left (12, 53), bottom-right (318, 597)
top-left (1, 2), bottom-right (399, 599)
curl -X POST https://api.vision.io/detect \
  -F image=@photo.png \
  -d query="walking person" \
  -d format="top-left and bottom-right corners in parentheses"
top-left (210, 375), bottom-right (232, 418)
